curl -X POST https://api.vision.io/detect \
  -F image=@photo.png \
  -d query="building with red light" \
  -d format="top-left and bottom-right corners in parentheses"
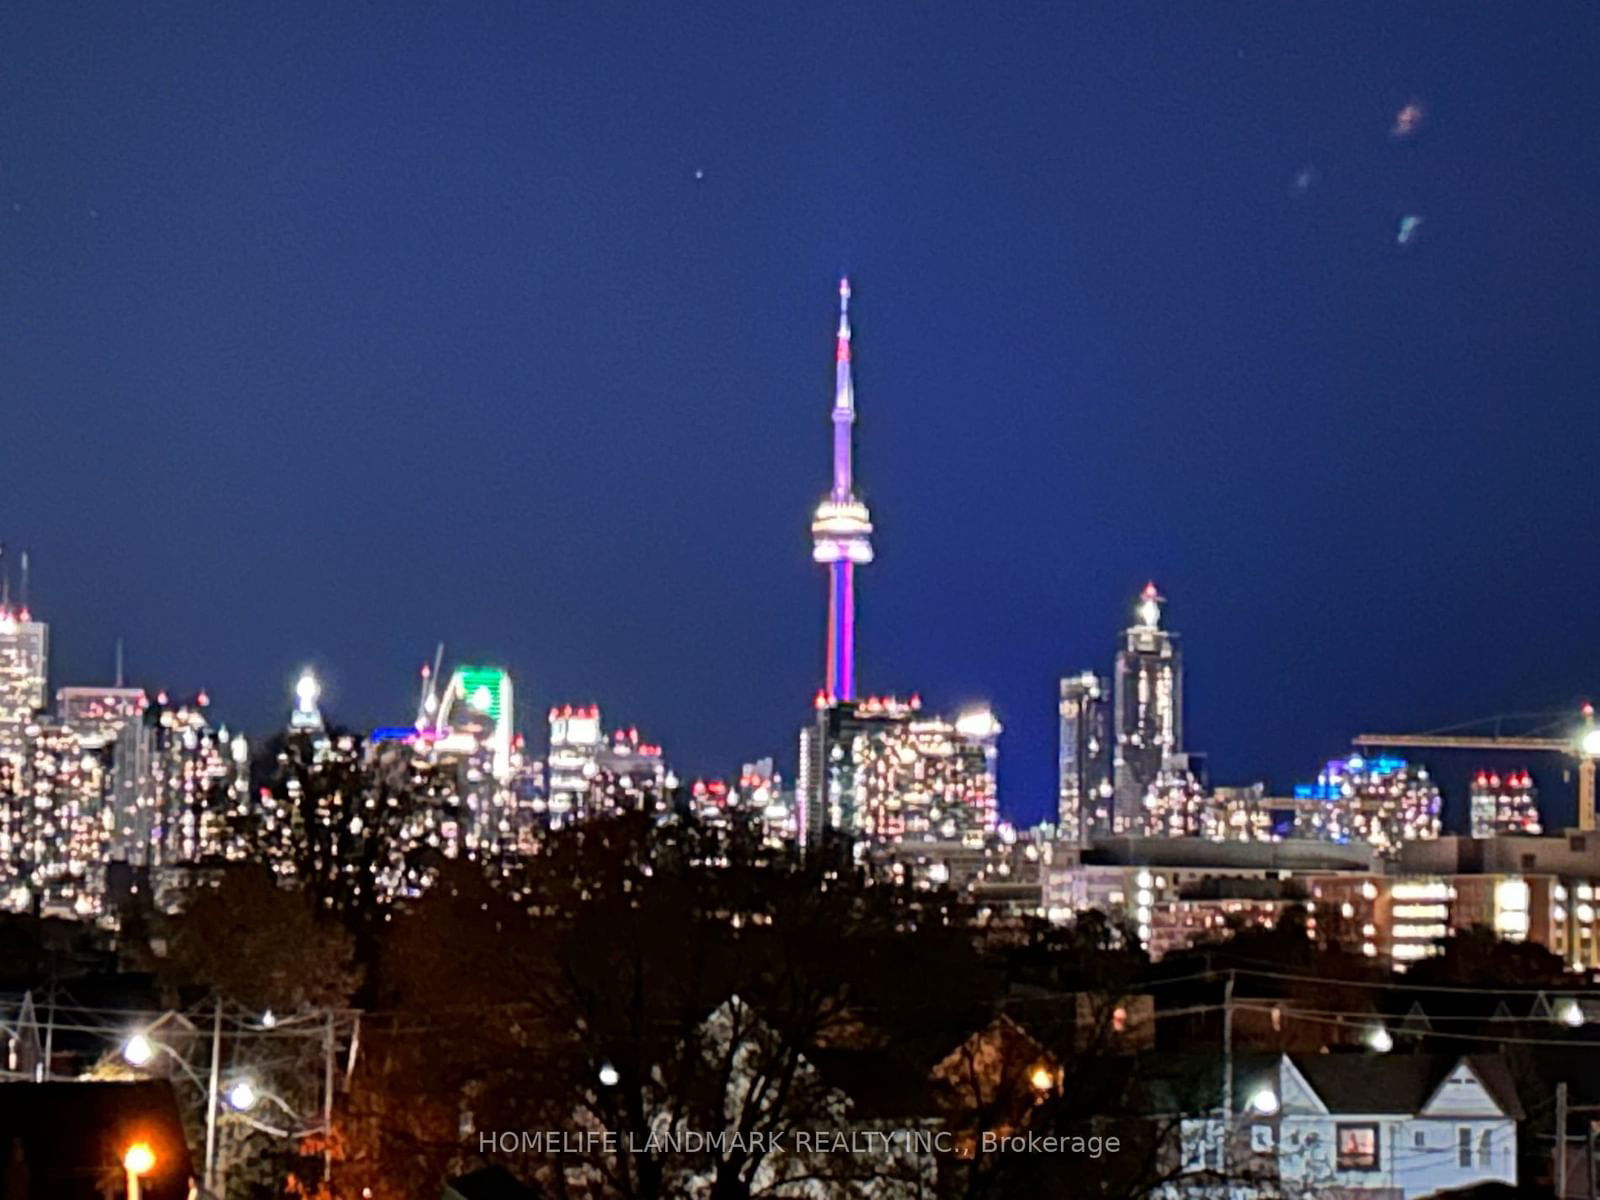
top-left (1469, 769), bottom-right (1541, 838)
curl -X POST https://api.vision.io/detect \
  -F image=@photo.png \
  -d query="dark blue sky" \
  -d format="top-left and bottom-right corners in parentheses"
top-left (4, 4), bottom-right (1599, 827)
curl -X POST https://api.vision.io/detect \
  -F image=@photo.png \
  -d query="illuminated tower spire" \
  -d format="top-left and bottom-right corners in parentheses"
top-left (810, 277), bottom-right (874, 702)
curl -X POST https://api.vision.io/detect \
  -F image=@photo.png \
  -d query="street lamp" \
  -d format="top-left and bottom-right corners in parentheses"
top-left (123, 1034), bottom-right (156, 1068)
top-left (123, 1141), bottom-right (155, 1200)
top-left (597, 1062), bottom-right (620, 1088)
top-left (226, 1079), bottom-right (259, 1112)
top-left (1368, 1026), bottom-right (1394, 1053)
top-left (1246, 1087), bottom-right (1279, 1116)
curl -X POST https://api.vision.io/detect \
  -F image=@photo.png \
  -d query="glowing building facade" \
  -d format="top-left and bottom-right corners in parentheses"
top-left (1469, 769), bottom-right (1541, 838)
top-left (1058, 671), bottom-right (1111, 845)
top-left (546, 704), bottom-right (671, 822)
top-left (146, 696), bottom-right (247, 865)
top-left (0, 722), bottom-right (111, 917)
top-left (1294, 754), bottom-right (1442, 858)
top-left (0, 603), bottom-right (48, 762)
top-left (547, 704), bottom-right (603, 821)
top-left (434, 665), bottom-right (515, 779)
top-left (56, 686), bottom-right (152, 861)
top-left (799, 695), bottom-right (1001, 853)
top-left (1112, 584), bottom-right (1181, 830)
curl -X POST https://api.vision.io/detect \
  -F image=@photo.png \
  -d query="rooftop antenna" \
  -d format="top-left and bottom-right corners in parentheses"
top-left (19, 550), bottom-right (29, 615)
top-left (115, 638), bottom-right (125, 688)
top-left (416, 641), bottom-right (446, 729)
top-left (1, 542), bottom-right (9, 612)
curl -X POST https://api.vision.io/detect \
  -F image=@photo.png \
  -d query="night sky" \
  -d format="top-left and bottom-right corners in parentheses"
top-left (4, 5), bottom-right (1599, 829)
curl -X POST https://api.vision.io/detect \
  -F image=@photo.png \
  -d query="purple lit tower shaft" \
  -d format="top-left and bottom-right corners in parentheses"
top-left (811, 279), bottom-right (874, 702)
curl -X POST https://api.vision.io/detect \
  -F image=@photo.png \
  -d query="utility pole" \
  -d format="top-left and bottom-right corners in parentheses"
top-left (1587, 1117), bottom-right (1596, 1200)
top-left (1221, 969), bottom-right (1235, 1176)
top-left (41, 985), bottom-right (54, 1082)
top-left (322, 1010), bottom-right (337, 1184)
top-left (204, 997), bottom-right (222, 1197)
top-left (1559, 1082), bottom-right (1570, 1198)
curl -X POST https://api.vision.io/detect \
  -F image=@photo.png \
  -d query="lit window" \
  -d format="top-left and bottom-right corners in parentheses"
top-left (1337, 1124), bottom-right (1379, 1171)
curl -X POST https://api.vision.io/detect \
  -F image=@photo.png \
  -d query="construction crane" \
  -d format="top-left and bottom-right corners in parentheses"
top-left (1354, 707), bottom-right (1600, 831)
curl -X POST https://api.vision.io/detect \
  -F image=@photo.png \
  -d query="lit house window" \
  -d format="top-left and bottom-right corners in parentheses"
top-left (1337, 1124), bottom-right (1379, 1171)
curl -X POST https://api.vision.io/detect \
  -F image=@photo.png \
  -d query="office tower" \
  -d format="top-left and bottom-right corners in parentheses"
top-left (0, 722), bottom-right (110, 916)
top-left (146, 696), bottom-right (244, 866)
top-left (1295, 753), bottom-right (1442, 858)
top-left (798, 695), bottom-right (1000, 853)
top-left (1112, 583), bottom-right (1182, 830)
top-left (547, 704), bottom-right (603, 821)
top-left (546, 705), bottom-right (670, 821)
top-left (1058, 671), bottom-right (1111, 844)
top-left (289, 668), bottom-right (326, 735)
top-left (810, 278), bottom-right (874, 703)
top-left (433, 665), bottom-right (515, 779)
top-left (733, 758), bottom-right (797, 847)
top-left (0, 574), bottom-right (47, 762)
top-left (56, 686), bottom-right (152, 865)
top-left (1469, 769), bottom-right (1541, 838)
top-left (586, 724), bottom-right (671, 815)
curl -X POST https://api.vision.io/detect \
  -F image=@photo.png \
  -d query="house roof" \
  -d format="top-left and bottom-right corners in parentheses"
top-left (1290, 1054), bottom-right (1523, 1119)
top-left (1131, 1053), bottom-right (1522, 1120)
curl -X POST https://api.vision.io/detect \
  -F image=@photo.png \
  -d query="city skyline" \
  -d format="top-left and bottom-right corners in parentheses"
top-left (5, 6), bottom-right (1600, 827)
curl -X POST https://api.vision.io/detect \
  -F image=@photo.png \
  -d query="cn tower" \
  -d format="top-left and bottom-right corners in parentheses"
top-left (810, 278), bottom-right (874, 702)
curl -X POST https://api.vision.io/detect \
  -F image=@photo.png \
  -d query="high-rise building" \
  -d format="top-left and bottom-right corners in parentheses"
top-left (1294, 753), bottom-right (1442, 858)
top-left (546, 705), bottom-right (670, 821)
top-left (547, 704), bottom-right (603, 822)
top-left (289, 668), bottom-right (326, 735)
top-left (1112, 584), bottom-right (1182, 830)
top-left (1469, 769), bottom-right (1541, 838)
top-left (810, 278), bottom-right (873, 704)
top-left (433, 665), bottom-right (515, 779)
top-left (1058, 671), bottom-right (1111, 844)
top-left (798, 695), bottom-right (1001, 853)
top-left (145, 695), bottom-right (245, 866)
top-left (0, 721), bottom-right (110, 917)
top-left (0, 594), bottom-right (48, 762)
top-left (56, 686), bottom-right (152, 864)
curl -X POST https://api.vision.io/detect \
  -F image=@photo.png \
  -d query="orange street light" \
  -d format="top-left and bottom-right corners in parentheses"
top-left (123, 1141), bottom-right (156, 1200)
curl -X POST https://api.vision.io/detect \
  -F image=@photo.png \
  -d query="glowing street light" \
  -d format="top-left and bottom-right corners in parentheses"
top-left (226, 1079), bottom-right (259, 1112)
top-left (597, 1062), bottom-right (620, 1088)
top-left (1368, 1026), bottom-right (1394, 1053)
top-left (1246, 1087), bottom-right (1279, 1116)
top-left (1028, 1063), bottom-right (1056, 1094)
top-left (123, 1034), bottom-right (155, 1068)
top-left (123, 1142), bottom-right (156, 1173)
top-left (124, 1141), bottom-right (156, 1200)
